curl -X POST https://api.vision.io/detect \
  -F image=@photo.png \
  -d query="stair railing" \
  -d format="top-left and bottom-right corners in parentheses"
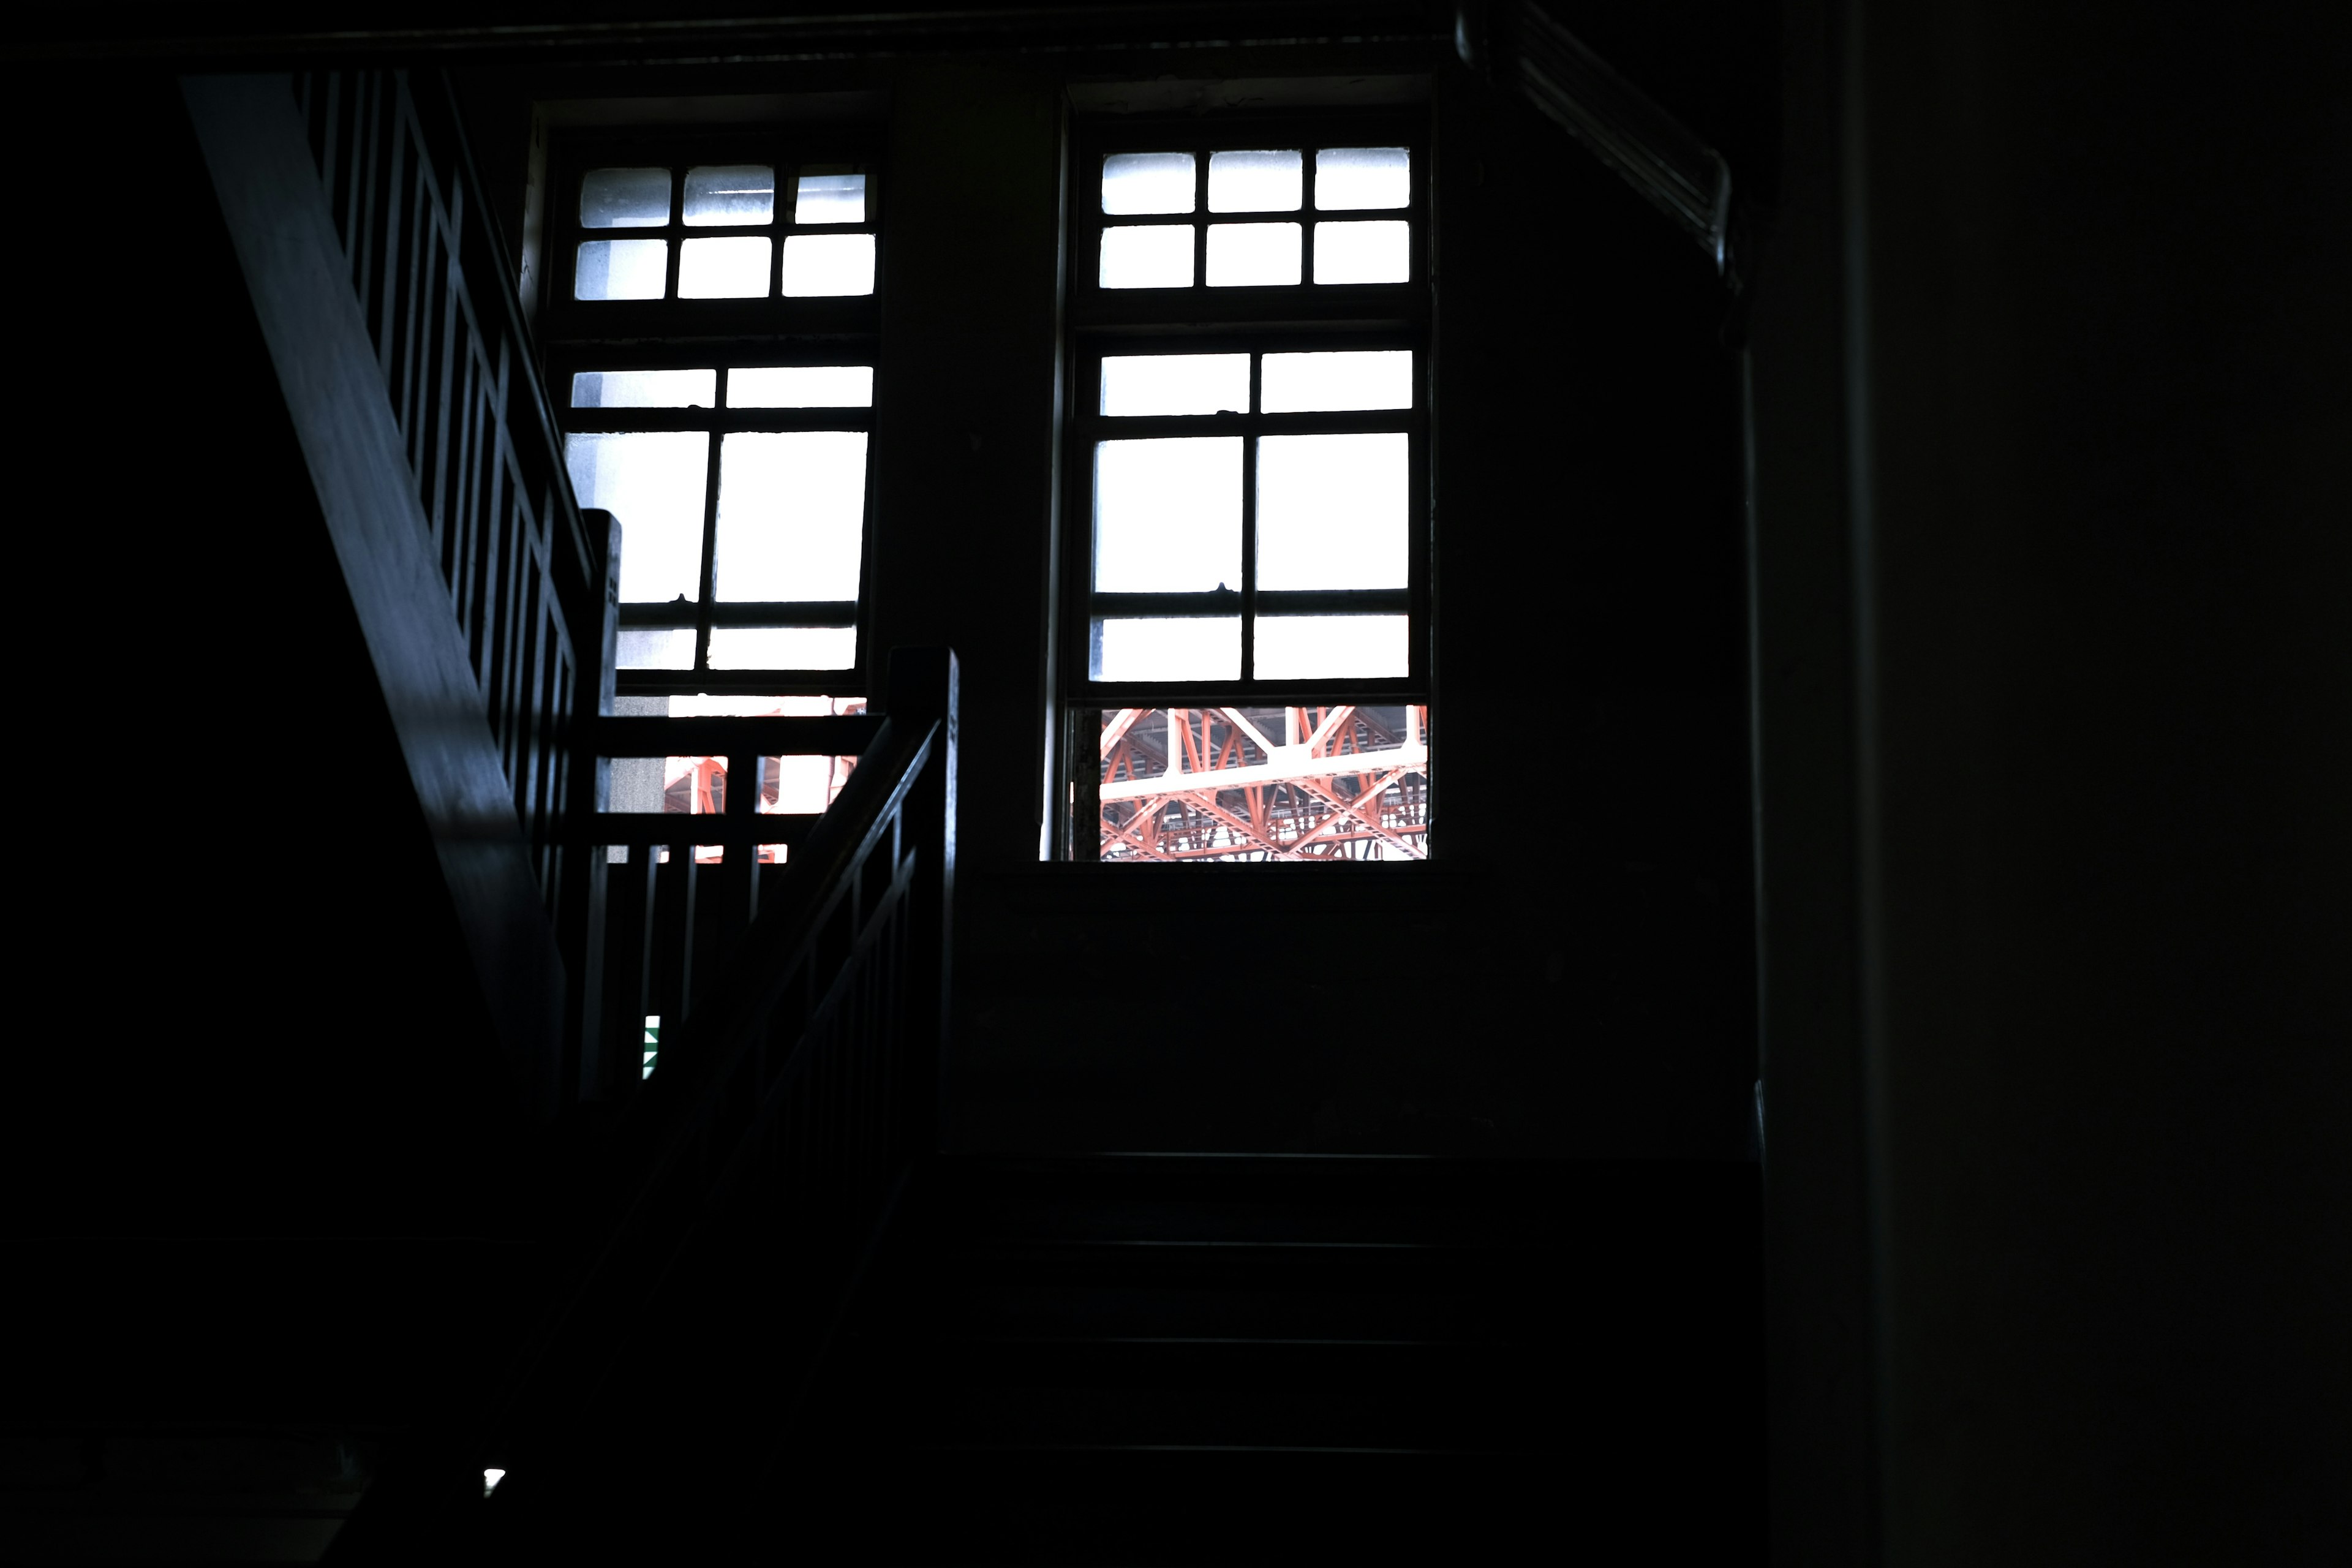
top-left (193, 66), bottom-right (963, 1543)
top-left (291, 69), bottom-right (601, 882)
top-left (472, 649), bottom-right (957, 1524)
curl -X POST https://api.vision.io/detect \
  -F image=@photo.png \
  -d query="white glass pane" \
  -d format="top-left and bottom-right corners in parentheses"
top-left (1314, 221), bottom-right (1411, 284)
top-left (782, 233), bottom-right (876, 295)
top-left (1099, 225), bottom-right (1194, 288)
top-left (1208, 150), bottom-right (1302, 213)
top-left (570, 369), bottom-right (715, 409)
top-left (715, 431), bottom-right (867, 602)
top-left (1315, 147), bottom-right (1409, 210)
top-left (1260, 352), bottom-right (1412, 413)
top-left (683, 165), bottom-right (774, 226)
top-left (1102, 153), bottom-right (1195, 215)
top-left (564, 431), bottom-right (711, 603)
top-left (1207, 223), bottom-right (1301, 287)
top-left (1254, 615), bottom-right (1410, 679)
top-left (575, 239), bottom-right (668, 300)
top-left (616, 628), bottom-right (695, 669)
top-left (1100, 354), bottom-right (1250, 417)
top-left (709, 627), bottom-right (857, 669)
top-left (1256, 433), bottom-right (1409, 591)
top-left (1094, 438), bottom-right (1242, 592)
top-left (728, 365), bottom-right (873, 407)
top-left (1092, 618), bottom-right (1241, 681)
top-left (795, 171), bottom-right (867, 224)
top-left (581, 167), bottom-right (671, 228)
top-left (679, 236), bottom-right (771, 298)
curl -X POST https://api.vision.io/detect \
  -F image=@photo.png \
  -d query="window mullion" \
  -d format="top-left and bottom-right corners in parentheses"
top-left (1241, 352), bottom-right (1262, 681)
top-left (695, 365), bottom-right (728, 671)
top-left (663, 166), bottom-right (684, 300)
top-left (1193, 149), bottom-right (1208, 288)
top-left (1301, 146), bottom-right (1317, 284)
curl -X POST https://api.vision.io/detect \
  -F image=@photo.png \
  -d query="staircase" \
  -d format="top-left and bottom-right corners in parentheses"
top-left (795, 1156), bottom-right (1764, 1563)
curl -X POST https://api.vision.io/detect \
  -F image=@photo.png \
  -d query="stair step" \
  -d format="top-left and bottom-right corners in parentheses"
top-left (794, 1446), bottom-right (1759, 1565)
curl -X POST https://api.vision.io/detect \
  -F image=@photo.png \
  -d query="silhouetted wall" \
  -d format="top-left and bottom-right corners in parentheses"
top-left (1751, 1), bottom-right (2352, 1561)
top-left (4, 74), bottom-right (537, 1434)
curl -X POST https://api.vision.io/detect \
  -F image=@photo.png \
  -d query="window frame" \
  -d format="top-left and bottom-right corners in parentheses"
top-left (540, 124), bottom-right (884, 699)
top-left (1058, 111), bottom-right (1436, 858)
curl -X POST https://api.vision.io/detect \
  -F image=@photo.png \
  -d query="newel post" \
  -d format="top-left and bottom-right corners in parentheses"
top-left (886, 647), bottom-right (957, 1156)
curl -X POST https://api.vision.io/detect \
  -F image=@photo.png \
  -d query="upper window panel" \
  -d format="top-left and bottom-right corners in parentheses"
top-left (1097, 145), bottom-right (1412, 291)
top-left (568, 157), bottom-right (876, 303)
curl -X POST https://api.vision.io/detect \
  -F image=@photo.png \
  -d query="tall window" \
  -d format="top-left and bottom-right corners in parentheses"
top-left (1065, 119), bottom-right (1432, 862)
top-left (543, 128), bottom-right (881, 850)
top-left (545, 130), bottom-right (879, 692)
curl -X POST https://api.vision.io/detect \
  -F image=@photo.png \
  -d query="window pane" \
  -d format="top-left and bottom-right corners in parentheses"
top-left (1207, 222), bottom-right (1301, 287)
top-left (646, 693), bottom-right (867, 817)
top-left (566, 431), bottom-right (710, 603)
top-left (1100, 225), bottom-right (1194, 288)
top-left (715, 431), bottom-right (867, 602)
top-left (1102, 153), bottom-right (1195, 215)
top-left (678, 236), bottom-right (772, 298)
top-left (1093, 437), bottom-right (1242, 592)
top-left (796, 170), bottom-right (867, 224)
top-left (575, 239), bottom-right (668, 300)
top-left (1095, 705), bottom-right (1429, 861)
top-left (781, 233), bottom-right (875, 295)
top-left (1260, 351), bottom-right (1412, 412)
top-left (1100, 353), bottom-right (1249, 417)
top-left (709, 627), bottom-right (857, 669)
top-left (616, 628), bottom-right (695, 669)
top-left (571, 369), bottom-right (716, 409)
top-left (581, 167), bottom-right (671, 228)
top-left (1314, 221), bottom-right (1410, 284)
top-left (1208, 149), bottom-right (1302, 212)
top-left (684, 165), bottom-right (775, 225)
top-left (1315, 147), bottom-right (1410, 210)
top-left (1091, 618), bottom-right (1241, 681)
top-left (1256, 432), bottom-right (1409, 590)
top-left (1254, 615), bottom-right (1411, 678)
top-left (728, 365), bottom-right (873, 407)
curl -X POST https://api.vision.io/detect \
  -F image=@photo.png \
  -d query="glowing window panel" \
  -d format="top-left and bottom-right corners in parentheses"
top-left (1206, 223), bottom-right (1301, 287)
top-left (782, 233), bottom-right (875, 295)
top-left (684, 165), bottom-right (774, 226)
top-left (728, 366), bottom-right (874, 407)
top-left (1315, 147), bottom-right (1410, 210)
top-left (1099, 354), bottom-right (1250, 417)
top-left (581, 167), bottom-right (670, 228)
top-left (1101, 225), bottom-right (1194, 288)
top-left (1102, 152), bottom-right (1195, 214)
top-left (1314, 221), bottom-right (1411, 284)
top-left (1208, 149), bottom-right (1302, 213)
top-left (575, 239), bottom-right (667, 300)
top-left (796, 171), bottom-right (867, 224)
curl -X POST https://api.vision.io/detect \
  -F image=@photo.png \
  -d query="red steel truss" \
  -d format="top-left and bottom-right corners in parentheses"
top-left (1098, 706), bottom-right (1430, 862)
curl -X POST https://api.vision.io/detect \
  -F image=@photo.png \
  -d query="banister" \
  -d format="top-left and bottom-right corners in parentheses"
top-left (473, 649), bottom-right (957, 1516)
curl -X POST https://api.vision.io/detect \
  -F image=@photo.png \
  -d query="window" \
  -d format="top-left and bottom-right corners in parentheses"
top-left (541, 129), bottom-right (880, 700)
top-left (1063, 120), bottom-right (1431, 862)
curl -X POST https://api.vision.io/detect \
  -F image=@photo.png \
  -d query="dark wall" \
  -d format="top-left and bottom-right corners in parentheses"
top-left (4, 73), bottom-right (537, 1433)
top-left (1751, 0), bottom-right (2352, 1560)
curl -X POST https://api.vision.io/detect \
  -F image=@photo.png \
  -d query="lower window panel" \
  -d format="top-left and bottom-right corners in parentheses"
top-left (1094, 704), bottom-right (1428, 862)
